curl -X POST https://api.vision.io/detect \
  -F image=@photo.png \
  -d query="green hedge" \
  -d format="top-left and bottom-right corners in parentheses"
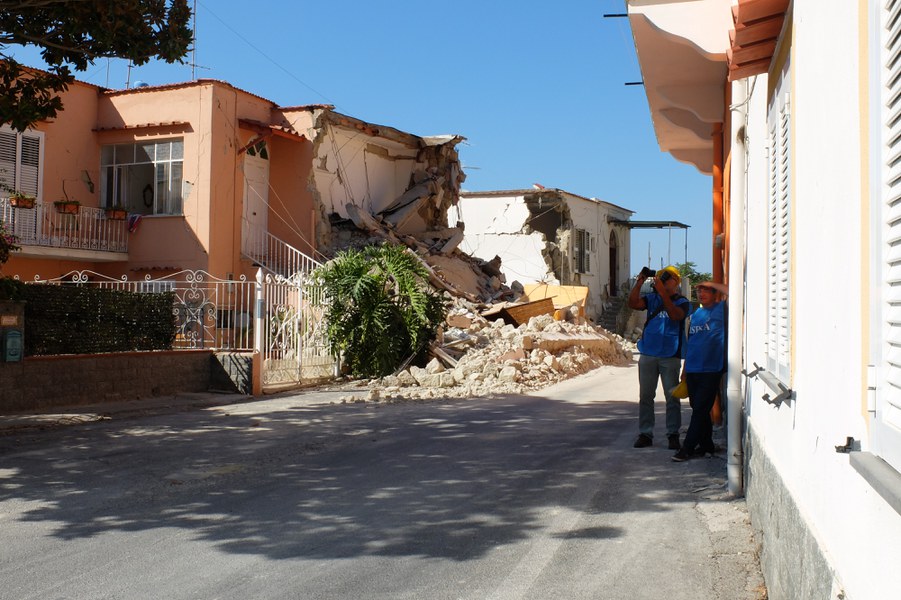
top-left (0, 278), bottom-right (176, 356)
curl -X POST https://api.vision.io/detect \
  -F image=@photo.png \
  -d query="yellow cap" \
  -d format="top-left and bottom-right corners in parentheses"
top-left (656, 265), bottom-right (681, 282)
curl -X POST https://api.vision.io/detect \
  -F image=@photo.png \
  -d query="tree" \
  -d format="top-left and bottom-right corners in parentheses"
top-left (0, 1), bottom-right (193, 131)
top-left (674, 261), bottom-right (713, 301)
top-left (313, 244), bottom-right (447, 378)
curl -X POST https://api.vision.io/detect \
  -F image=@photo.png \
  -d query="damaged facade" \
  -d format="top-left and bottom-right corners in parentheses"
top-left (0, 67), bottom-right (473, 292)
top-left (448, 188), bottom-right (634, 321)
top-left (274, 107), bottom-right (466, 251)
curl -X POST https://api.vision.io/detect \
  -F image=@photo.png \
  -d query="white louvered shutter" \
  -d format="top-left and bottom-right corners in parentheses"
top-left (0, 126), bottom-right (42, 198)
top-left (766, 60), bottom-right (792, 383)
top-left (877, 0), bottom-right (901, 471)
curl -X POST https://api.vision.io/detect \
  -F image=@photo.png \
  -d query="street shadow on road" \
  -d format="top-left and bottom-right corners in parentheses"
top-left (0, 372), bottom-right (728, 563)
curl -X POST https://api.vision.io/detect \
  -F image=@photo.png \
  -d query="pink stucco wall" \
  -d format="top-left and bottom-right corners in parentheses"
top-left (5, 77), bottom-right (317, 282)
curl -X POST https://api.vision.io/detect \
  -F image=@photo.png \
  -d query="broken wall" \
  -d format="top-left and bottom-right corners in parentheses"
top-left (450, 193), bottom-right (559, 286)
top-left (452, 189), bottom-right (634, 322)
top-left (279, 107), bottom-right (465, 253)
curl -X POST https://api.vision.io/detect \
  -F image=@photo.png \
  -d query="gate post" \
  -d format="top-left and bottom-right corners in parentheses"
top-left (252, 268), bottom-right (264, 396)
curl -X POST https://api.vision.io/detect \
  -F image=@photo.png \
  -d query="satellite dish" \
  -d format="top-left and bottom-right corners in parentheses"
top-left (134, 81), bottom-right (150, 88)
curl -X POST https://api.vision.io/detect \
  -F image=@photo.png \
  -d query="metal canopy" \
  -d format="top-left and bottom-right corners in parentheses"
top-left (609, 219), bottom-right (690, 229)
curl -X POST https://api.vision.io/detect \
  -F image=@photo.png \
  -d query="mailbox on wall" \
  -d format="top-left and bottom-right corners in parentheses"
top-left (0, 301), bottom-right (25, 363)
top-left (2, 329), bottom-right (21, 362)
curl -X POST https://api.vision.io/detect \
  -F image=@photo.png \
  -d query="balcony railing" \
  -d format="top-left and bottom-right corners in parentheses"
top-left (1, 198), bottom-right (128, 254)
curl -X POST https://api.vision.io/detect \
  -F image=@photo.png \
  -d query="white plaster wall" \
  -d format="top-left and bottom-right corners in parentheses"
top-left (459, 233), bottom-right (554, 284)
top-left (564, 195), bottom-right (604, 314)
top-left (452, 194), bottom-right (555, 284)
top-left (737, 2), bottom-right (901, 597)
top-left (307, 125), bottom-right (417, 220)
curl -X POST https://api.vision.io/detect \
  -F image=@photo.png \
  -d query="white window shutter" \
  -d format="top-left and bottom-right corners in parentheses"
top-left (876, 0), bottom-right (901, 471)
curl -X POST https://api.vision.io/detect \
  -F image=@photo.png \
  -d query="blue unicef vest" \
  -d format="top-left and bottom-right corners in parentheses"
top-left (637, 293), bottom-right (690, 358)
top-left (684, 301), bottom-right (727, 373)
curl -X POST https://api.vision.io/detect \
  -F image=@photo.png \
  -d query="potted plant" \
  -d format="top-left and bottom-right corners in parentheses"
top-left (104, 205), bottom-right (127, 220)
top-left (9, 192), bottom-right (35, 209)
top-left (53, 199), bottom-right (80, 214)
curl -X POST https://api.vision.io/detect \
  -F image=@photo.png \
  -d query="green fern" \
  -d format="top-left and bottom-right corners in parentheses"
top-left (311, 243), bottom-right (447, 377)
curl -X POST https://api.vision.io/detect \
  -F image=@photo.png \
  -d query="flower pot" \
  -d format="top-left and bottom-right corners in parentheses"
top-left (54, 201), bottom-right (79, 215)
top-left (105, 208), bottom-right (127, 221)
top-left (10, 196), bottom-right (35, 209)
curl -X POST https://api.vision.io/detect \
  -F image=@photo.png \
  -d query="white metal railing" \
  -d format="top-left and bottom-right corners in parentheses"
top-left (1, 198), bottom-right (128, 253)
top-left (241, 225), bottom-right (320, 279)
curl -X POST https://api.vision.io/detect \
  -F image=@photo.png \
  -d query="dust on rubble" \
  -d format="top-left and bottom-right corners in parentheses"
top-left (332, 311), bottom-right (636, 404)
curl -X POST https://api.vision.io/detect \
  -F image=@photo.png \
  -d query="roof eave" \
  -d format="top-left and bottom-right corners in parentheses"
top-left (627, 0), bottom-right (735, 175)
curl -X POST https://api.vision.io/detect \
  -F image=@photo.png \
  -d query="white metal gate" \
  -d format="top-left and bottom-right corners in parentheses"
top-left (256, 271), bottom-right (335, 389)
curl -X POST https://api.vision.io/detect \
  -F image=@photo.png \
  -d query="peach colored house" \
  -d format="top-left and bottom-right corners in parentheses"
top-left (1, 67), bottom-right (465, 284)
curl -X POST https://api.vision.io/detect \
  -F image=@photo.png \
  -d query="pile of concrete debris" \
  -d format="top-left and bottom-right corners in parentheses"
top-left (337, 308), bottom-right (633, 403)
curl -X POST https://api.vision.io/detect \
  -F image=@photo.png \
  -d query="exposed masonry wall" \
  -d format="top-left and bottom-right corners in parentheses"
top-left (0, 351), bottom-right (212, 413)
top-left (745, 427), bottom-right (837, 600)
top-left (300, 109), bottom-right (465, 254)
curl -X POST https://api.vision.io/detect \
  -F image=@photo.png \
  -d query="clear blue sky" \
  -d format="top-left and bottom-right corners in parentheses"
top-left (9, 0), bottom-right (713, 274)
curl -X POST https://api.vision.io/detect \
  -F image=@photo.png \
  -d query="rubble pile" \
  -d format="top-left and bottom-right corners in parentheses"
top-left (338, 310), bottom-right (633, 403)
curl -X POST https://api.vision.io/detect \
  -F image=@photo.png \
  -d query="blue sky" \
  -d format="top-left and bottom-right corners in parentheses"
top-left (9, 0), bottom-right (712, 273)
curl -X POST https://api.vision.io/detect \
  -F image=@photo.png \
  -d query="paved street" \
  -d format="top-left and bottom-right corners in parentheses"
top-left (0, 364), bottom-right (764, 600)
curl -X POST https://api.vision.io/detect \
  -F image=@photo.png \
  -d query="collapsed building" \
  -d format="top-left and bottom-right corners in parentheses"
top-left (447, 188), bottom-right (635, 323)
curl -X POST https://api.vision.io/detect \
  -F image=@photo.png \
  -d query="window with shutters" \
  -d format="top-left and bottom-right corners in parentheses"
top-left (766, 58), bottom-right (791, 383)
top-left (574, 228), bottom-right (591, 274)
top-left (875, 0), bottom-right (901, 472)
top-left (100, 139), bottom-right (183, 215)
top-left (0, 126), bottom-right (43, 199)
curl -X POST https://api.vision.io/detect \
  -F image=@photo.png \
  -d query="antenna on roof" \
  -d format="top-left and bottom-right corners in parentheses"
top-left (191, 0), bottom-right (197, 80)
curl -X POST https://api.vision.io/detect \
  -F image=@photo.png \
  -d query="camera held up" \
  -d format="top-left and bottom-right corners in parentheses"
top-left (640, 266), bottom-right (656, 278)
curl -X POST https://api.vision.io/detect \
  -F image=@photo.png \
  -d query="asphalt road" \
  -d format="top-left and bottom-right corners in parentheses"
top-left (0, 364), bottom-right (764, 600)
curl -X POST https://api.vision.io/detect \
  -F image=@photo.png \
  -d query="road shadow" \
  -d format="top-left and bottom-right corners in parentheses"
top-left (0, 365), bottom-right (728, 563)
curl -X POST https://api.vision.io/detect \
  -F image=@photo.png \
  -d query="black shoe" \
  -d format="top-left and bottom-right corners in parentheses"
top-left (667, 434), bottom-right (681, 450)
top-left (633, 434), bottom-right (653, 448)
top-left (671, 450), bottom-right (689, 462)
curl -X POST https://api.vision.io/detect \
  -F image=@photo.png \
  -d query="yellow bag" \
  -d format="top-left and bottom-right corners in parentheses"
top-left (671, 380), bottom-right (689, 399)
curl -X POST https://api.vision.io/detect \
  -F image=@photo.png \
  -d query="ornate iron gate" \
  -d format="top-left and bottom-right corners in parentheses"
top-left (256, 271), bottom-right (335, 389)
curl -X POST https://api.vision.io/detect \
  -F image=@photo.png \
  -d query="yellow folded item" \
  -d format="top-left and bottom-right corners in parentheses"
top-left (671, 380), bottom-right (689, 399)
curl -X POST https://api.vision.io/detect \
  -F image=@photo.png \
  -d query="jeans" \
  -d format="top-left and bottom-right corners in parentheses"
top-left (681, 372), bottom-right (723, 454)
top-left (637, 354), bottom-right (682, 438)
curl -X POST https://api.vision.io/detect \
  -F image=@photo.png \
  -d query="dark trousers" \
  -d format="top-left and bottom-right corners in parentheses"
top-left (682, 372), bottom-right (722, 454)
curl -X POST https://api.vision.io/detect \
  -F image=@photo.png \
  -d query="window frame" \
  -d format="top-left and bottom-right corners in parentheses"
top-left (100, 138), bottom-right (184, 216)
top-left (573, 228), bottom-right (591, 274)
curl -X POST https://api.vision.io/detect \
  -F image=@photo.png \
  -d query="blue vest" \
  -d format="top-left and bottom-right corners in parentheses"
top-left (637, 293), bottom-right (690, 358)
top-left (684, 301), bottom-right (727, 373)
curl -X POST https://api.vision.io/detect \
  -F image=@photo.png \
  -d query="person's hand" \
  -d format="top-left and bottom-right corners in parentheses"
top-left (652, 277), bottom-right (666, 295)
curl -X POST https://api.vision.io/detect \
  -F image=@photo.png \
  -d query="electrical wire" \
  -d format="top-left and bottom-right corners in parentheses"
top-left (197, 1), bottom-right (335, 105)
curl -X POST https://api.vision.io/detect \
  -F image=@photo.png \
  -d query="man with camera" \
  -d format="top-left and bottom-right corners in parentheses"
top-left (628, 265), bottom-right (691, 449)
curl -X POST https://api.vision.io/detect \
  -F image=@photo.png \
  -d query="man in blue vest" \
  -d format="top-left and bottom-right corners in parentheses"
top-left (627, 265), bottom-right (690, 449)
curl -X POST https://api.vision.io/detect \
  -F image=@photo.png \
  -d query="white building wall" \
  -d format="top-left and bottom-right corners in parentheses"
top-left (450, 194), bottom-right (555, 284)
top-left (739, 2), bottom-right (901, 597)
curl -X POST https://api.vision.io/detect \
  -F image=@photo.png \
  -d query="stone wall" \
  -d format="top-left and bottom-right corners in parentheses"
top-left (0, 350), bottom-right (212, 413)
top-left (745, 426), bottom-right (838, 600)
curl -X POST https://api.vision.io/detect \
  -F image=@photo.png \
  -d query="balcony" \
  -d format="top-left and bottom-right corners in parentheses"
top-left (1, 197), bottom-right (129, 261)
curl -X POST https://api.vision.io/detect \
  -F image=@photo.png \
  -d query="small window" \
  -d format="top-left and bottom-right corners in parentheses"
top-left (100, 139), bottom-right (184, 215)
top-left (574, 229), bottom-right (591, 274)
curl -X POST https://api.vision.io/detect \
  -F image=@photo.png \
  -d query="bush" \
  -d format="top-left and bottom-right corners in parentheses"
top-left (312, 244), bottom-right (447, 378)
top-left (0, 278), bottom-right (176, 355)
